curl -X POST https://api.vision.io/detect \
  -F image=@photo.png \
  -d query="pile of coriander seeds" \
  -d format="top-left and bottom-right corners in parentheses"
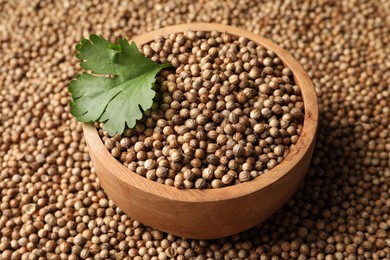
top-left (0, 0), bottom-right (389, 259)
top-left (98, 31), bottom-right (304, 189)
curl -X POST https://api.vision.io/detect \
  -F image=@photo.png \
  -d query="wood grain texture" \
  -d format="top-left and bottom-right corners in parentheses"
top-left (83, 23), bottom-right (318, 239)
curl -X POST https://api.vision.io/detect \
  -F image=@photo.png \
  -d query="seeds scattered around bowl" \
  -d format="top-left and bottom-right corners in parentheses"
top-left (98, 30), bottom-right (304, 189)
top-left (0, 0), bottom-right (389, 259)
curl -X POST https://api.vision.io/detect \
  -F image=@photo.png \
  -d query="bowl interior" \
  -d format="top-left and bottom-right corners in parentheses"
top-left (85, 23), bottom-right (318, 202)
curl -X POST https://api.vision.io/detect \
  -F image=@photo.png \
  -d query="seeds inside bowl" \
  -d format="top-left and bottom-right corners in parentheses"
top-left (97, 30), bottom-right (304, 189)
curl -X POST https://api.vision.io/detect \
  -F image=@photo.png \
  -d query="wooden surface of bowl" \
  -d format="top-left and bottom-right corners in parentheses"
top-left (83, 23), bottom-right (318, 239)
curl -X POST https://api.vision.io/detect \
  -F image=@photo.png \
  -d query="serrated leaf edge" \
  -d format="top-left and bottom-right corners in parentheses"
top-left (69, 35), bottom-right (173, 136)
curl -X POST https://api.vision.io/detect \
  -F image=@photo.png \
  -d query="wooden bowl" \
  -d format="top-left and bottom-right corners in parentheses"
top-left (83, 23), bottom-right (318, 239)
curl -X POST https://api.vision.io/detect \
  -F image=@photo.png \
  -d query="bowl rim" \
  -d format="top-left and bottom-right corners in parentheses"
top-left (83, 23), bottom-right (318, 203)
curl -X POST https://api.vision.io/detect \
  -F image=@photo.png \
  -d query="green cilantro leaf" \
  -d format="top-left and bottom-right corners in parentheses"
top-left (69, 34), bottom-right (171, 136)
